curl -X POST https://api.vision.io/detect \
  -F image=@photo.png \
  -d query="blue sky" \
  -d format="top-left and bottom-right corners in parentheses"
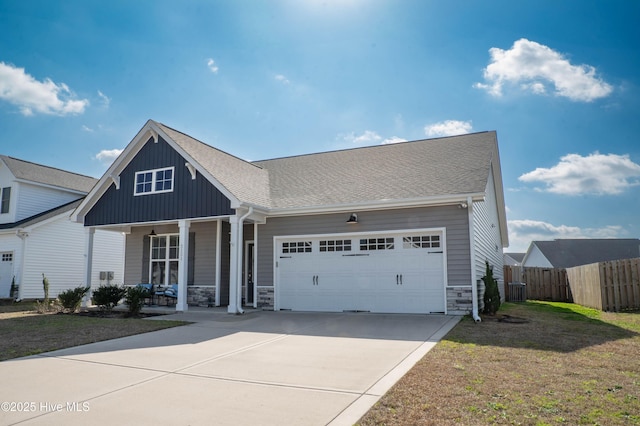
top-left (1, 0), bottom-right (639, 252)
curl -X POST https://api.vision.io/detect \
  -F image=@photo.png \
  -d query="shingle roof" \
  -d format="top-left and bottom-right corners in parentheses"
top-left (156, 121), bottom-right (498, 210)
top-left (156, 123), bottom-right (271, 207)
top-left (253, 131), bottom-right (497, 209)
top-left (534, 239), bottom-right (640, 268)
top-left (1, 155), bottom-right (97, 193)
top-left (0, 199), bottom-right (81, 230)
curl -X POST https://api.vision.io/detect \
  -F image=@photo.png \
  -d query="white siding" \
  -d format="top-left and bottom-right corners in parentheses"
top-left (91, 229), bottom-right (125, 289)
top-left (522, 245), bottom-right (553, 268)
top-left (15, 182), bottom-right (82, 222)
top-left (473, 167), bottom-right (505, 299)
top-left (19, 216), bottom-right (124, 299)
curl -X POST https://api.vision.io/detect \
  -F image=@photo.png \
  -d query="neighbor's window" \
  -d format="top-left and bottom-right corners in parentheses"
top-left (150, 234), bottom-right (179, 286)
top-left (1, 187), bottom-right (10, 214)
top-left (134, 167), bottom-right (174, 195)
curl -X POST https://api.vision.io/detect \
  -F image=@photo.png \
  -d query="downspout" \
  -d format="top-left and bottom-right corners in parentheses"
top-left (467, 196), bottom-right (482, 323)
top-left (235, 207), bottom-right (253, 314)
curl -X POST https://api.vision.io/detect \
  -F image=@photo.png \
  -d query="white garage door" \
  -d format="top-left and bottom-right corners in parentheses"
top-left (276, 230), bottom-right (446, 314)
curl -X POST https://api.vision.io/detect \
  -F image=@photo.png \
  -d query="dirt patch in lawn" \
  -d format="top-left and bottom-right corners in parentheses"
top-left (358, 301), bottom-right (640, 426)
top-left (0, 304), bottom-right (188, 361)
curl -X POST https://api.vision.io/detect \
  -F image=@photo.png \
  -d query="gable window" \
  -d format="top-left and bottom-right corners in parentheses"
top-left (1, 187), bottom-right (10, 214)
top-left (134, 167), bottom-right (174, 195)
top-left (150, 235), bottom-right (179, 286)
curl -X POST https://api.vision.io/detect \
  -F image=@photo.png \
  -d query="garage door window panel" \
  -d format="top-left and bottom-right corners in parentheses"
top-left (403, 235), bottom-right (441, 249)
top-left (320, 240), bottom-right (352, 252)
top-left (360, 238), bottom-right (394, 251)
top-left (282, 241), bottom-right (312, 254)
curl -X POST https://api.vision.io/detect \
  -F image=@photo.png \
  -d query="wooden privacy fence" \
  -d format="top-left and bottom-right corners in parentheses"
top-left (504, 258), bottom-right (640, 311)
top-left (567, 258), bottom-right (640, 312)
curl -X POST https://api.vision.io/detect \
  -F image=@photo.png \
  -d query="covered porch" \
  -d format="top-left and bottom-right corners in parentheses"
top-left (83, 208), bottom-right (267, 313)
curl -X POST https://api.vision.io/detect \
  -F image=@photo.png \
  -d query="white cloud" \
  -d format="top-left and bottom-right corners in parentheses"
top-left (519, 152), bottom-right (640, 195)
top-left (507, 219), bottom-right (624, 252)
top-left (207, 58), bottom-right (219, 73)
top-left (275, 74), bottom-right (290, 84)
top-left (474, 38), bottom-right (613, 102)
top-left (424, 120), bottom-right (472, 137)
top-left (97, 90), bottom-right (110, 107)
top-left (95, 149), bottom-right (123, 164)
top-left (0, 62), bottom-right (89, 116)
top-left (82, 125), bottom-right (94, 132)
top-left (382, 136), bottom-right (407, 145)
top-left (341, 130), bottom-right (383, 145)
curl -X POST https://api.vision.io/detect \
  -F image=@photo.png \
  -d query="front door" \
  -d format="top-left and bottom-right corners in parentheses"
top-left (0, 252), bottom-right (14, 298)
top-left (243, 241), bottom-right (255, 305)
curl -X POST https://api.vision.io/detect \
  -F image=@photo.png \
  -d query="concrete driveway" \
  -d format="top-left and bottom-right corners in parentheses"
top-left (0, 311), bottom-right (459, 426)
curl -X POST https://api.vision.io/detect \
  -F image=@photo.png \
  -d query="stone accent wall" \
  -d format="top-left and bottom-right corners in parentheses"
top-left (187, 286), bottom-right (216, 307)
top-left (447, 286), bottom-right (473, 314)
top-left (257, 287), bottom-right (274, 310)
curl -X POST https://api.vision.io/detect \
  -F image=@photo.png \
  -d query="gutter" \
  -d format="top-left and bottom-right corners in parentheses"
top-left (467, 196), bottom-right (482, 323)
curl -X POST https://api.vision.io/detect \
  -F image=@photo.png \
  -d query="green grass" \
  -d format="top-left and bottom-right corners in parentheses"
top-left (359, 302), bottom-right (640, 426)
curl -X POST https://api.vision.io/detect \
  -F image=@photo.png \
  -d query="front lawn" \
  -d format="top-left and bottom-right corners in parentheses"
top-left (0, 302), bottom-right (187, 361)
top-left (359, 302), bottom-right (640, 425)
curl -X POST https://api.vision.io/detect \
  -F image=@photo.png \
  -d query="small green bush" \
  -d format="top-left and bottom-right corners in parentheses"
top-left (9, 276), bottom-right (17, 299)
top-left (482, 261), bottom-right (501, 315)
top-left (92, 284), bottom-right (126, 313)
top-left (125, 286), bottom-right (147, 316)
top-left (57, 286), bottom-right (90, 313)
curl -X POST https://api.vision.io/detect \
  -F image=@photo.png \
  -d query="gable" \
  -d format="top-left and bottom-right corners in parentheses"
top-left (84, 136), bottom-right (233, 226)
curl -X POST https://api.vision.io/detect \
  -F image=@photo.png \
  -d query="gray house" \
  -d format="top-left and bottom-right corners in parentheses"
top-left (72, 120), bottom-right (508, 318)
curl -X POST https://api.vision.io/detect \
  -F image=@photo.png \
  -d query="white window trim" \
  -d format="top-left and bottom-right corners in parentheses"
top-left (149, 234), bottom-right (180, 286)
top-left (134, 166), bottom-right (175, 196)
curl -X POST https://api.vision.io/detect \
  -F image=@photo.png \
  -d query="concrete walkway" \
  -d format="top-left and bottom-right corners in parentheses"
top-left (0, 311), bottom-right (460, 426)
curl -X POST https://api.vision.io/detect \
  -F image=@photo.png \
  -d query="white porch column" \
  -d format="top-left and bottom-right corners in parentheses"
top-left (82, 227), bottom-right (95, 307)
top-left (253, 222), bottom-right (258, 308)
top-left (228, 215), bottom-right (240, 313)
top-left (176, 219), bottom-right (190, 312)
top-left (215, 219), bottom-right (222, 306)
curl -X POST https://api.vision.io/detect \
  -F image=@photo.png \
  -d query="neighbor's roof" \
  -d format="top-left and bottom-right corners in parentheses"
top-left (533, 239), bottom-right (640, 268)
top-left (154, 121), bottom-right (498, 210)
top-left (0, 155), bottom-right (97, 193)
top-left (504, 252), bottom-right (525, 263)
top-left (0, 199), bottom-right (81, 231)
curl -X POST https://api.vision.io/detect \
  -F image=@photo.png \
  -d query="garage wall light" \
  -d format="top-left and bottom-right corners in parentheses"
top-left (346, 213), bottom-right (358, 224)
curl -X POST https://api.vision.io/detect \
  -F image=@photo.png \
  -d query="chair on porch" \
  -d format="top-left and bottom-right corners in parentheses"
top-left (156, 284), bottom-right (178, 306)
top-left (136, 283), bottom-right (155, 306)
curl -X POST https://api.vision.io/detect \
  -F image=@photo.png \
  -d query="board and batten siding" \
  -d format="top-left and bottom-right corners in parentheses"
top-left (472, 167), bottom-right (505, 298)
top-left (15, 183), bottom-right (84, 223)
top-left (19, 216), bottom-right (124, 299)
top-left (256, 205), bottom-right (471, 288)
top-left (85, 136), bottom-right (233, 226)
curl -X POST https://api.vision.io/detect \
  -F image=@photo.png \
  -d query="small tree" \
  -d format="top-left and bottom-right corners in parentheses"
top-left (57, 286), bottom-right (90, 313)
top-left (42, 273), bottom-right (50, 307)
top-left (481, 261), bottom-right (501, 315)
top-left (9, 276), bottom-right (17, 299)
top-left (125, 286), bottom-right (147, 317)
top-left (92, 284), bottom-right (126, 313)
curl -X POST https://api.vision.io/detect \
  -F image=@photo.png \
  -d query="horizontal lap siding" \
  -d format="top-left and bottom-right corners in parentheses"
top-left (85, 136), bottom-right (233, 226)
top-left (256, 205), bottom-right (471, 288)
top-left (472, 169), bottom-right (504, 285)
top-left (16, 183), bottom-right (82, 222)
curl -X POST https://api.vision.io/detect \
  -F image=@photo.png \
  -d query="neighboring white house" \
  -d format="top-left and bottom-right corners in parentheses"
top-left (0, 155), bottom-right (125, 299)
top-left (522, 239), bottom-right (640, 269)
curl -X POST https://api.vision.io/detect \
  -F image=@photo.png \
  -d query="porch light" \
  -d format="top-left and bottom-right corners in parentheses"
top-left (149, 229), bottom-right (157, 236)
top-left (346, 213), bottom-right (358, 224)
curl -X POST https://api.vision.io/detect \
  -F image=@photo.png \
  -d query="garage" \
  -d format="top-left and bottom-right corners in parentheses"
top-left (276, 229), bottom-right (446, 314)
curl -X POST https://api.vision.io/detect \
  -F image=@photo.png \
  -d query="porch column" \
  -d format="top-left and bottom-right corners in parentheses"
top-left (176, 219), bottom-right (190, 312)
top-left (82, 227), bottom-right (95, 307)
top-left (228, 215), bottom-right (240, 313)
top-left (215, 219), bottom-right (222, 306)
top-left (253, 222), bottom-right (258, 308)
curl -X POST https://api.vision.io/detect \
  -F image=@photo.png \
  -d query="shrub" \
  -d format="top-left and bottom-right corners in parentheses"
top-left (125, 286), bottom-right (147, 316)
top-left (9, 276), bottom-right (17, 299)
top-left (92, 284), bottom-right (126, 313)
top-left (482, 261), bottom-right (501, 315)
top-left (57, 286), bottom-right (90, 313)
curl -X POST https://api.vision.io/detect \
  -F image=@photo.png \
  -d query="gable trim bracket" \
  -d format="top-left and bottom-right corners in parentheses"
top-left (185, 162), bottom-right (197, 180)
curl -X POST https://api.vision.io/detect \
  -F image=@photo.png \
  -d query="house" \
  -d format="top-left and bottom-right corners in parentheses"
top-left (522, 239), bottom-right (640, 269)
top-left (0, 156), bottom-right (125, 299)
top-left (504, 252), bottom-right (525, 266)
top-left (72, 120), bottom-right (508, 318)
